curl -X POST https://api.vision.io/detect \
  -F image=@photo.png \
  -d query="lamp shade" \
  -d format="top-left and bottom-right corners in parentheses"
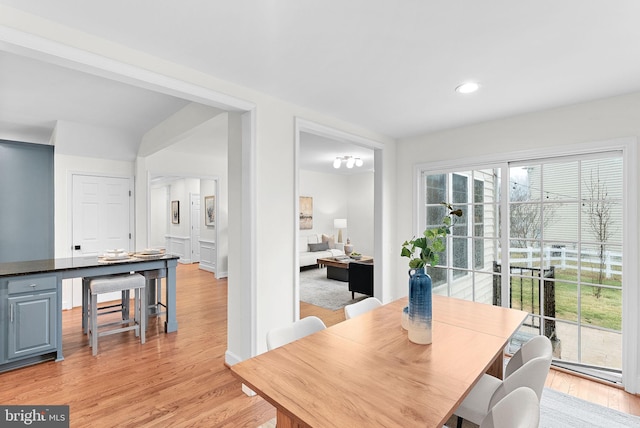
top-left (333, 218), bottom-right (347, 229)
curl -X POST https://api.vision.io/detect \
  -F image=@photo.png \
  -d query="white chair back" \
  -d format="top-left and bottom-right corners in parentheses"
top-left (505, 335), bottom-right (552, 378)
top-left (489, 353), bottom-right (552, 408)
top-left (344, 297), bottom-right (382, 319)
top-left (480, 387), bottom-right (539, 428)
top-left (266, 316), bottom-right (327, 350)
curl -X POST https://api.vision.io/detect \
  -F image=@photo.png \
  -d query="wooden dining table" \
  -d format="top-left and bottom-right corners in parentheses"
top-left (230, 295), bottom-right (527, 428)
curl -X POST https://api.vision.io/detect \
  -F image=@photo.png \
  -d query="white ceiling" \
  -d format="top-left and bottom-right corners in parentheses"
top-left (0, 51), bottom-right (190, 146)
top-left (2, 1), bottom-right (640, 164)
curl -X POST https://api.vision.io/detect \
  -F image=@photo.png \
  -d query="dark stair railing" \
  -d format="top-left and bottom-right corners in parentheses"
top-left (493, 262), bottom-right (556, 340)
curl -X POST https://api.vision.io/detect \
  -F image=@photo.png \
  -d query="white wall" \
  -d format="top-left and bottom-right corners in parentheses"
top-left (299, 170), bottom-right (349, 239)
top-left (347, 172), bottom-right (374, 256)
top-left (149, 185), bottom-right (168, 248)
top-left (168, 178), bottom-right (199, 237)
top-left (299, 170), bottom-right (374, 255)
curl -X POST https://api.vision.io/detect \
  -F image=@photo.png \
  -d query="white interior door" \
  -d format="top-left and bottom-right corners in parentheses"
top-left (191, 193), bottom-right (201, 263)
top-left (69, 174), bottom-right (132, 306)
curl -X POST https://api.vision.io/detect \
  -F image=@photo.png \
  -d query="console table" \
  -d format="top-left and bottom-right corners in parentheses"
top-left (0, 255), bottom-right (179, 372)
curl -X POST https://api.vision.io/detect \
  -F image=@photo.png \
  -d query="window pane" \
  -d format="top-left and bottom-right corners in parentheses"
top-left (426, 174), bottom-right (446, 203)
top-left (473, 237), bottom-right (484, 269)
top-left (552, 278), bottom-right (578, 323)
top-left (543, 161), bottom-right (578, 200)
top-left (474, 271), bottom-right (498, 305)
top-left (581, 325), bottom-right (622, 368)
top-left (426, 204), bottom-right (446, 227)
top-left (511, 166), bottom-right (539, 201)
top-left (543, 202), bottom-right (578, 241)
top-left (581, 200), bottom-right (622, 246)
top-left (510, 202), bottom-right (541, 243)
top-left (580, 285), bottom-right (621, 331)
top-left (475, 168), bottom-right (500, 202)
top-left (579, 243), bottom-right (622, 287)
top-left (452, 173), bottom-right (468, 204)
top-left (428, 265), bottom-right (447, 290)
top-left (551, 321), bottom-right (578, 363)
top-left (581, 157), bottom-right (623, 200)
top-left (474, 178), bottom-right (484, 203)
top-left (452, 236), bottom-right (468, 270)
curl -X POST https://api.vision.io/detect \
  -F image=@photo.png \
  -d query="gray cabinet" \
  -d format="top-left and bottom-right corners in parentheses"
top-left (4, 275), bottom-right (57, 361)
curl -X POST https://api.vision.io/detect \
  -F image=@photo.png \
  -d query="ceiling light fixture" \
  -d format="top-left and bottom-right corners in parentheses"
top-left (333, 155), bottom-right (363, 169)
top-left (455, 81), bottom-right (480, 94)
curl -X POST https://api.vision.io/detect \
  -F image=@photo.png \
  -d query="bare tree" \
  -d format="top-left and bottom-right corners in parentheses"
top-left (583, 169), bottom-right (615, 298)
top-left (509, 181), bottom-right (556, 248)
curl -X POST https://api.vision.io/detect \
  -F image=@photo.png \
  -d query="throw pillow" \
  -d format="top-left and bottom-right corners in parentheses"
top-left (322, 234), bottom-right (335, 248)
top-left (308, 242), bottom-right (330, 252)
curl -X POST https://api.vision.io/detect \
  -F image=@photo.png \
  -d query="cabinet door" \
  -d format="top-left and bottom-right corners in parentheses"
top-left (7, 292), bottom-right (57, 359)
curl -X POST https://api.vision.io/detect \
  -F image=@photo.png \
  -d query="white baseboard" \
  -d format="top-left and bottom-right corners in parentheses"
top-left (225, 349), bottom-right (243, 366)
top-left (199, 262), bottom-right (216, 273)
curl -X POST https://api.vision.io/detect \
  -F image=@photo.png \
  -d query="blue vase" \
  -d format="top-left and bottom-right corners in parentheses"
top-left (408, 267), bottom-right (433, 344)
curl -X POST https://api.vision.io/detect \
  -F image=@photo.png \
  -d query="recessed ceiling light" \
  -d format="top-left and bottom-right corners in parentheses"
top-left (455, 82), bottom-right (480, 94)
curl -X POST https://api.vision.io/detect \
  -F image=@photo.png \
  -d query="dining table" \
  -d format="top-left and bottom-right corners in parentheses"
top-left (230, 295), bottom-right (528, 428)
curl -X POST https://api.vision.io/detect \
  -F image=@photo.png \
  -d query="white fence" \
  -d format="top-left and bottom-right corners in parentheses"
top-left (509, 246), bottom-right (622, 280)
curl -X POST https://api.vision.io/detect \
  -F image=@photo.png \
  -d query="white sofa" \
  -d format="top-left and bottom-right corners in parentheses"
top-left (299, 234), bottom-right (345, 268)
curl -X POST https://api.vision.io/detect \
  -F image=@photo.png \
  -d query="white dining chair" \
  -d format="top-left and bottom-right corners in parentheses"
top-left (455, 335), bottom-right (552, 427)
top-left (504, 335), bottom-right (553, 378)
top-left (479, 386), bottom-right (540, 428)
top-left (344, 297), bottom-right (382, 319)
top-left (266, 316), bottom-right (327, 350)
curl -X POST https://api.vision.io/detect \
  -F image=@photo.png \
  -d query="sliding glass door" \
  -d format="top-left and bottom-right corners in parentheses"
top-left (419, 151), bottom-right (624, 381)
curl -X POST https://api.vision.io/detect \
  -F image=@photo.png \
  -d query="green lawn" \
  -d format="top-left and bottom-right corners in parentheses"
top-left (509, 268), bottom-right (622, 331)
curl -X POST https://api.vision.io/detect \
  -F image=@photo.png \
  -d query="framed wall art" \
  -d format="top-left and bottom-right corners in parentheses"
top-left (205, 195), bottom-right (215, 226)
top-left (299, 196), bottom-right (313, 230)
top-left (171, 200), bottom-right (180, 224)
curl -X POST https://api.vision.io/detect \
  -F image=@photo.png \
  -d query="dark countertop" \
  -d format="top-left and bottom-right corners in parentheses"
top-left (0, 255), bottom-right (180, 278)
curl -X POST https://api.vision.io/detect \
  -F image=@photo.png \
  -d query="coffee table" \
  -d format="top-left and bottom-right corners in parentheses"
top-left (316, 256), bottom-right (373, 281)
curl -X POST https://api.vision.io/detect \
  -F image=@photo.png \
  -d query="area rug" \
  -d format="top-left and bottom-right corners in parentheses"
top-left (299, 267), bottom-right (366, 310)
top-left (259, 387), bottom-right (640, 427)
top-left (537, 387), bottom-right (640, 428)
top-left (444, 387), bottom-right (640, 427)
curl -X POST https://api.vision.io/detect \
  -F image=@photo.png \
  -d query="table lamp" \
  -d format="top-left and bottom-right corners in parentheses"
top-left (334, 218), bottom-right (347, 243)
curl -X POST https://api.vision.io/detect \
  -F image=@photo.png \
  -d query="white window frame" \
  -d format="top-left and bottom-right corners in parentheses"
top-left (413, 138), bottom-right (638, 393)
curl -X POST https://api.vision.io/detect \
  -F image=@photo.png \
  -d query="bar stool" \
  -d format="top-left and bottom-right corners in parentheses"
top-left (88, 273), bottom-right (146, 356)
top-left (82, 277), bottom-right (130, 335)
top-left (143, 268), bottom-right (167, 325)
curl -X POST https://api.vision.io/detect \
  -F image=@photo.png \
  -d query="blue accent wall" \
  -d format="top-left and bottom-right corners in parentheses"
top-left (0, 140), bottom-right (54, 262)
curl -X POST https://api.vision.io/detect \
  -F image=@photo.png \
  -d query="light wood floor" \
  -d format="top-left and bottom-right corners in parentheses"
top-left (0, 264), bottom-right (637, 427)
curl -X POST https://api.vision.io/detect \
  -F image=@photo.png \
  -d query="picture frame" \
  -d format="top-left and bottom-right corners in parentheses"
top-left (300, 196), bottom-right (313, 230)
top-left (171, 200), bottom-right (180, 224)
top-left (205, 195), bottom-right (215, 226)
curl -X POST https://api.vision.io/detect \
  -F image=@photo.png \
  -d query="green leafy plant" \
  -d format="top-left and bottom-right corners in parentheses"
top-left (401, 202), bottom-right (463, 269)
